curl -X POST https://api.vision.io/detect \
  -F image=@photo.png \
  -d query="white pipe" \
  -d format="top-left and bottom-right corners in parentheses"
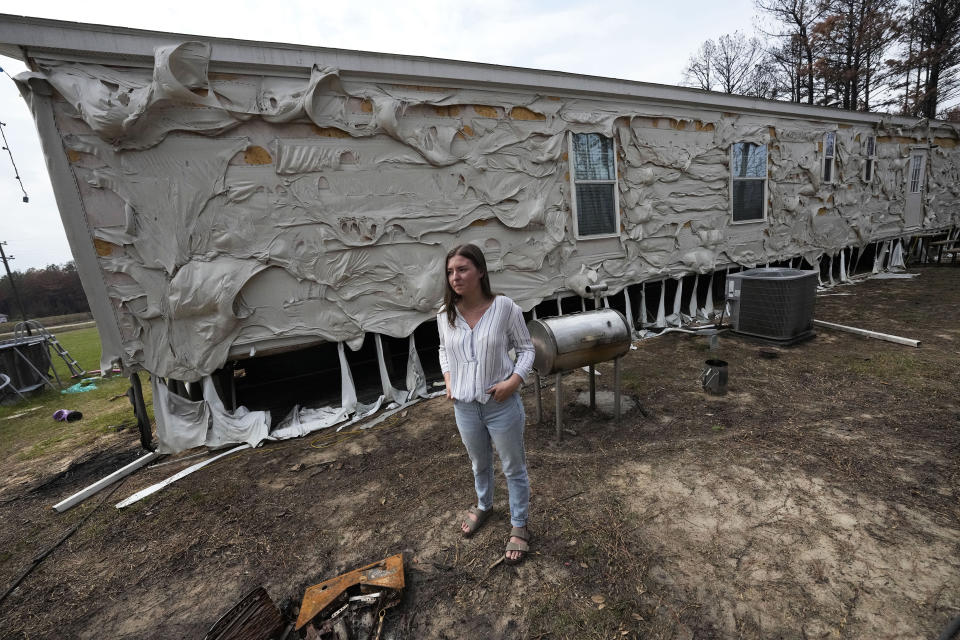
top-left (813, 319), bottom-right (920, 347)
top-left (644, 327), bottom-right (729, 340)
top-left (116, 445), bottom-right (250, 509)
top-left (147, 450), bottom-right (210, 469)
top-left (653, 327), bottom-right (698, 336)
top-left (357, 394), bottom-right (437, 431)
top-left (53, 451), bottom-right (160, 512)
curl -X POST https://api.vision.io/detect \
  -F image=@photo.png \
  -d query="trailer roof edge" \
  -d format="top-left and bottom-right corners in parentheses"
top-left (0, 13), bottom-right (955, 131)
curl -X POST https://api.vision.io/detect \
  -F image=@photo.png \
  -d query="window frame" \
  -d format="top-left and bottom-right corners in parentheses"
top-left (568, 132), bottom-right (621, 240)
top-left (863, 134), bottom-right (877, 183)
top-left (729, 141), bottom-right (768, 225)
top-left (822, 131), bottom-right (837, 184)
top-left (908, 152), bottom-right (926, 194)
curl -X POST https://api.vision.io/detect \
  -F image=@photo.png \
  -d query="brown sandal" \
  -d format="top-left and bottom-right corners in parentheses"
top-left (461, 506), bottom-right (493, 538)
top-left (504, 526), bottom-right (532, 564)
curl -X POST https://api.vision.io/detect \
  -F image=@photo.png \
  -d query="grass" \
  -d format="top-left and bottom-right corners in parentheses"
top-left (0, 325), bottom-right (154, 462)
top-left (845, 351), bottom-right (924, 388)
top-left (49, 326), bottom-right (106, 380)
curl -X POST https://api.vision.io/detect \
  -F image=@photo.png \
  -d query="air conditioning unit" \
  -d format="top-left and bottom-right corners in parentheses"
top-left (726, 268), bottom-right (818, 344)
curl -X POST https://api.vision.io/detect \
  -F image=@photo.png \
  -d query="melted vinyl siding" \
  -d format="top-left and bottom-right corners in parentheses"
top-left (19, 42), bottom-right (960, 380)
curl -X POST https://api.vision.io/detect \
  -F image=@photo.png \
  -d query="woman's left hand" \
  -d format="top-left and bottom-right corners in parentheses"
top-left (487, 374), bottom-right (521, 402)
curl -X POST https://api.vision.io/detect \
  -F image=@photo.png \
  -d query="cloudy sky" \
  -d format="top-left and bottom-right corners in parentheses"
top-left (0, 0), bottom-right (760, 270)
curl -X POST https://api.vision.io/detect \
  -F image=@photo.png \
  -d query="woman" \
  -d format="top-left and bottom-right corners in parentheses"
top-left (437, 244), bottom-right (536, 564)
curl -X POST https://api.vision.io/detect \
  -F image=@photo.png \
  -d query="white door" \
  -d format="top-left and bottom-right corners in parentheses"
top-left (905, 151), bottom-right (926, 228)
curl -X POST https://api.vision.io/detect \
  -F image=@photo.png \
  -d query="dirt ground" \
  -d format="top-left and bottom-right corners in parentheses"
top-left (0, 266), bottom-right (958, 639)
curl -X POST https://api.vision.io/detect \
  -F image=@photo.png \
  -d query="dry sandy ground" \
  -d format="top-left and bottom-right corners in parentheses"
top-left (0, 266), bottom-right (958, 639)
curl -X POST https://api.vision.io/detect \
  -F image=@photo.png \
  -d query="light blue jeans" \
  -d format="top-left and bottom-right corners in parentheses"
top-left (454, 393), bottom-right (529, 527)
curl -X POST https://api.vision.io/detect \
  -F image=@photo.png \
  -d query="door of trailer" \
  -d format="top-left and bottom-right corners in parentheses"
top-left (905, 149), bottom-right (927, 229)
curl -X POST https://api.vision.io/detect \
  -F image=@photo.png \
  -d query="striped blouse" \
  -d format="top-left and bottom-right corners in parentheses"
top-left (437, 295), bottom-right (536, 403)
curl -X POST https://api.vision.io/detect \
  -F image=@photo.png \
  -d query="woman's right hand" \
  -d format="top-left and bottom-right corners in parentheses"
top-left (443, 372), bottom-right (453, 400)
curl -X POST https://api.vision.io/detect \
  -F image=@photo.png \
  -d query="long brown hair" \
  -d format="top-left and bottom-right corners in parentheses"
top-left (443, 244), bottom-right (494, 327)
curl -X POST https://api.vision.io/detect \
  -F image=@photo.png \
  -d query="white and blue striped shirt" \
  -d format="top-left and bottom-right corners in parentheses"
top-left (437, 295), bottom-right (536, 403)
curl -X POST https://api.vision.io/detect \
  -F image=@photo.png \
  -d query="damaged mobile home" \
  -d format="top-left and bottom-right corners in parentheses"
top-left (1, 15), bottom-right (957, 453)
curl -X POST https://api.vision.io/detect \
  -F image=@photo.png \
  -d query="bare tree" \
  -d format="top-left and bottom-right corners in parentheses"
top-left (683, 40), bottom-right (718, 91)
top-left (768, 36), bottom-right (808, 101)
top-left (756, 0), bottom-right (830, 103)
top-left (715, 33), bottom-right (770, 93)
top-left (682, 32), bottom-right (771, 96)
top-left (746, 55), bottom-right (787, 98)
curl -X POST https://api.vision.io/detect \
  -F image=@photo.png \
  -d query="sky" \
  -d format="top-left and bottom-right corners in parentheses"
top-left (0, 0), bottom-right (760, 270)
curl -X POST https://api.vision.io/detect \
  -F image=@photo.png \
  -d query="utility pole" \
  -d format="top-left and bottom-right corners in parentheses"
top-left (0, 241), bottom-right (30, 335)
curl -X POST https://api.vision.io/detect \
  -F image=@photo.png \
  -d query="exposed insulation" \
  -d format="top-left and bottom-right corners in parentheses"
top-left (472, 105), bottom-right (500, 118)
top-left (510, 106), bottom-right (546, 121)
top-left (93, 238), bottom-right (115, 257)
top-left (243, 145), bottom-right (273, 165)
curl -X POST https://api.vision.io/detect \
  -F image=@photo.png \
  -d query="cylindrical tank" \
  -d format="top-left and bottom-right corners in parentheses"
top-left (527, 309), bottom-right (632, 375)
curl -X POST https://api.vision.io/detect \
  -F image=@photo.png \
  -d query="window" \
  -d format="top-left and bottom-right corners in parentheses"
top-left (730, 142), bottom-right (767, 223)
top-left (863, 135), bottom-right (876, 182)
top-left (909, 153), bottom-right (925, 193)
top-left (569, 133), bottom-right (619, 238)
top-left (822, 132), bottom-right (836, 183)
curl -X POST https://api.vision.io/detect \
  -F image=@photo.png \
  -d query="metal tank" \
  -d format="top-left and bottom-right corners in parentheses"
top-left (528, 309), bottom-right (632, 374)
top-left (527, 309), bottom-right (633, 438)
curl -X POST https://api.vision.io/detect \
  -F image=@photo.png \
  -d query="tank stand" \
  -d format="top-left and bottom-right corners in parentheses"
top-left (532, 370), bottom-right (565, 439)
top-left (555, 372), bottom-right (563, 439)
top-left (534, 357), bottom-right (623, 439)
top-left (533, 371), bottom-right (565, 440)
top-left (589, 364), bottom-right (596, 409)
top-left (614, 356), bottom-right (622, 427)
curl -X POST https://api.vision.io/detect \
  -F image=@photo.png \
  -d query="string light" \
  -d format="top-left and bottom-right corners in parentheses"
top-left (0, 121), bottom-right (29, 203)
top-left (0, 66), bottom-right (30, 203)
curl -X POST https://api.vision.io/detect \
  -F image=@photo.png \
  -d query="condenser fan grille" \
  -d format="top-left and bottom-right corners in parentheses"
top-left (727, 268), bottom-right (817, 344)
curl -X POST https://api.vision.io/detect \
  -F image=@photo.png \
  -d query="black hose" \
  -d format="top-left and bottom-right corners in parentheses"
top-left (0, 477), bottom-right (127, 608)
top-left (938, 614), bottom-right (960, 640)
